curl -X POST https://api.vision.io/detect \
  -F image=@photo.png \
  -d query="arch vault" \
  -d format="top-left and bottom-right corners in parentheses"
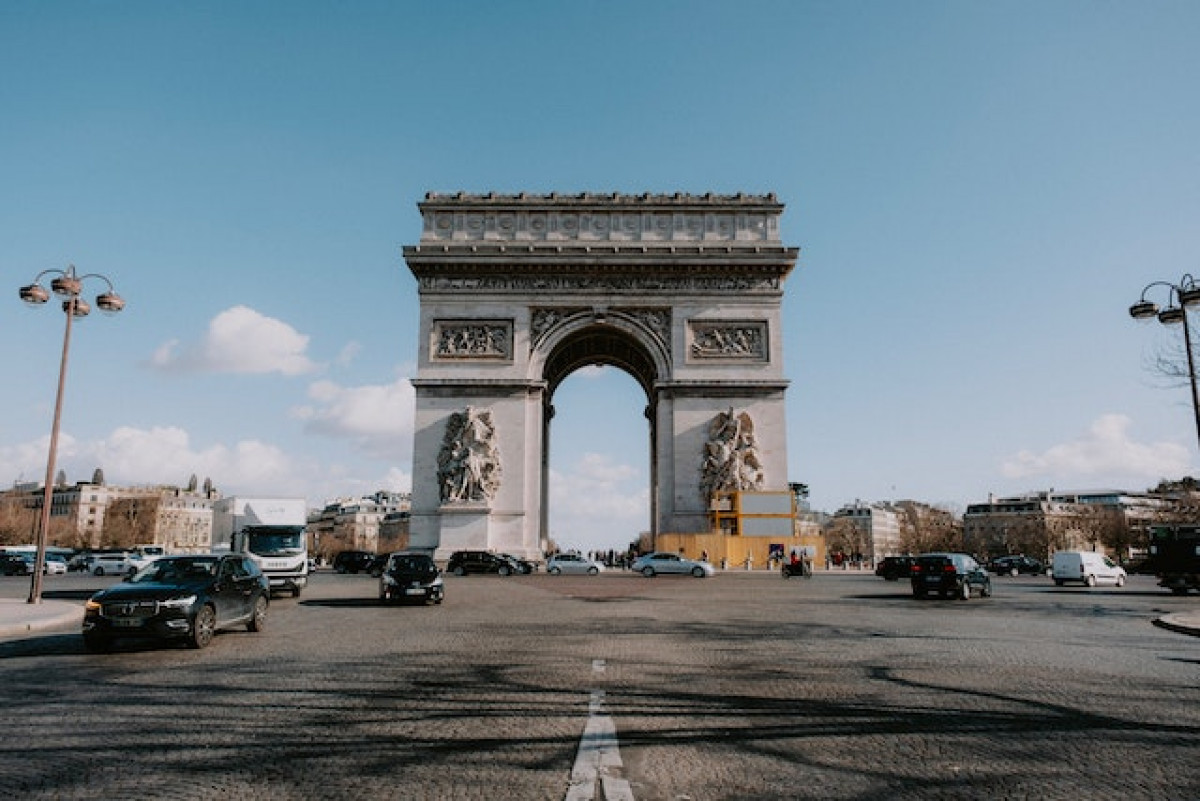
top-left (402, 192), bottom-right (799, 560)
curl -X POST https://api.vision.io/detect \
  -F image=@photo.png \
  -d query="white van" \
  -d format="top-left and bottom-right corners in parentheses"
top-left (1052, 551), bottom-right (1127, 587)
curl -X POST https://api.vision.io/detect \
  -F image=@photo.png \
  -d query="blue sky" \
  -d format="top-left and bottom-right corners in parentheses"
top-left (3, 1), bottom-right (1198, 553)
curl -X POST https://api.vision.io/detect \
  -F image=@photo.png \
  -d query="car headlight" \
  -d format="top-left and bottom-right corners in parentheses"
top-left (160, 595), bottom-right (197, 610)
top-left (84, 598), bottom-right (102, 612)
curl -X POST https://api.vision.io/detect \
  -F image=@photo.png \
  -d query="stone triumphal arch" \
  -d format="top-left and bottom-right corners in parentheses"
top-left (402, 192), bottom-right (799, 560)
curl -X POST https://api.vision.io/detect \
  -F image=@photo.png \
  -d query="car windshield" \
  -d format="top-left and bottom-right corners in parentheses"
top-left (131, 558), bottom-right (217, 584)
top-left (246, 527), bottom-right (305, 556)
top-left (388, 556), bottom-right (434, 572)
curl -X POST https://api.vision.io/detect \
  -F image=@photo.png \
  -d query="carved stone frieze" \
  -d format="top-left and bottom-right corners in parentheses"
top-left (420, 274), bottom-right (780, 294)
top-left (432, 320), bottom-right (513, 360)
top-left (689, 321), bottom-right (768, 361)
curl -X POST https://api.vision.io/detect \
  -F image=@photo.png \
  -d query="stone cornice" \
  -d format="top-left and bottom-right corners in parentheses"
top-left (411, 191), bottom-right (793, 250)
top-left (418, 191), bottom-right (784, 211)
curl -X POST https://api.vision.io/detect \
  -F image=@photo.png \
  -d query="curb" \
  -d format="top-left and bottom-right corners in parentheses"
top-left (0, 600), bottom-right (81, 639)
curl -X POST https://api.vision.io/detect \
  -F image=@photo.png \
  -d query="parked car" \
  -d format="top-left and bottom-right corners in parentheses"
top-left (911, 553), bottom-right (992, 600)
top-left (631, 552), bottom-right (715, 578)
top-left (0, 553), bottom-right (31, 576)
top-left (546, 553), bottom-right (604, 575)
top-left (367, 554), bottom-right (390, 578)
top-left (446, 550), bottom-right (520, 576)
top-left (988, 555), bottom-right (1044, 576)
top-left (87, 553), bottom-right (137, 577)
top-left (875, 556), bottom-right (916, 581)
top-left (82, 554), bottom-right (269, 651)
top-left (43, 554), bottom-right (68, 575)
top-left (500, 553), bottom-right (537, 574)
top-left (1052, 551), bottom-right (1127, 587)
top-left (332, 550), bottom-right (376, 574)
top-left (378, 551), bottom-right (444, 605)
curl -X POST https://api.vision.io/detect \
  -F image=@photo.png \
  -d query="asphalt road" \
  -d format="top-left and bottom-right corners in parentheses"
top-left (0, 569), bottom-right (1197, 800)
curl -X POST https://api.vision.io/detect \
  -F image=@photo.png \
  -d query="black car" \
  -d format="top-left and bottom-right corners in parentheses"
top-left (0, 553), bottom-right (31, 576)
top-left (988, 555), bottom-right (1045, 576)
top-left (332, 550), bottom-right (376, 574)
top-left (379, 551), bottom-right (444, 605)
top-left (446, 550), bottom-right (519, 576)
top-left (82, 555), bottom-right (269, 651)
top-left (875, 556), bottom-right (916, 581)
top-left (367, 554), bottom-right (390, 578)
top-left (499, 553), bottom-right (537, 574)
top-left (910, 552), bottom-right (992, 600)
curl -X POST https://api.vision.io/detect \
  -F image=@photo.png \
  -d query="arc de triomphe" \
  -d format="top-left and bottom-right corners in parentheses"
top-left (402, 192), bottom-right (799, 560)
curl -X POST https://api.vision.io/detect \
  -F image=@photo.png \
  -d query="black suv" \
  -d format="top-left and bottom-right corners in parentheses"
top-left (875, 556), bottom-right (916, 581)
top-left (0, 553), bottom-right (31, 576)
top-left (379, 551), bottom-right (444, 605)
top-left (988, 555), bottom-right (1044, 576)
top-left (82, 554), bottom-right (269, 651)
top-left (911, 553), bottom-right (992, 600)
top-left (332, 550), bottom-right (376, 574)
top-left (446, 550), bottom-right (520, 576)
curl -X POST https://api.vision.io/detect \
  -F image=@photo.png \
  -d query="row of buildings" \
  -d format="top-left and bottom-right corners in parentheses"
top-left (2, 469), bottom-right (1194, 568)
top-left (0, 472), bottom-right (411, 561)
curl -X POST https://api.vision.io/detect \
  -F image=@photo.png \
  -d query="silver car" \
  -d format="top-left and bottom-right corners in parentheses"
top-left (631, 552), bottom-right (714, 578)
top-left (546, 553), bottom-right (604, 575)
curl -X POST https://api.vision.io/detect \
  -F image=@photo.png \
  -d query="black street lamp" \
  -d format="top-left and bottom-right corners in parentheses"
top-left (1130, 274), bottom-right (1200, 452)
top-left (18, 265), bottom-right (124, 604)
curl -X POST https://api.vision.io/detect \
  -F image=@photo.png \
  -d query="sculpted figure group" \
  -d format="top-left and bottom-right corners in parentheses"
top-left (438, 406), bottom-right (502, 504)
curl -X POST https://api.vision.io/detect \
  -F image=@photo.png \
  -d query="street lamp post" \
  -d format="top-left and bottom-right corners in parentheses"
top-left (1130, 273), bottom-right (1200, 453)
top-left (19, 265), bottom-right (124, 604)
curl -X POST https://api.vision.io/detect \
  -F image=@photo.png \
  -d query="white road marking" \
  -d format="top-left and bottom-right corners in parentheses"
top-left (564, 664), bottom-right (634, 801)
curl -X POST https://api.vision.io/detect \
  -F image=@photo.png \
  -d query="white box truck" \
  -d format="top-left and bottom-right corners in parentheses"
top-left (213, 497), bottom-right (309, 596)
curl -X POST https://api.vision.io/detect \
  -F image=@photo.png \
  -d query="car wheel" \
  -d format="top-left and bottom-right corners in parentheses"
top-left (1115, 574), bottom-right (1126, 587)
top-left (642, 566), bottom-right (656, 577)
top-left (188, 604), bottom-right (217, 649)
top-left (960, 582), bottom-right (971, 601)
top-left (292, 586), bottom-right (301, 598)
top-left (1054, 579), bottom-right (1065, 586)
top-left (498, 565), bottom-right (511, 576)
top-left (913, 588), bottom-right (926, 599)
top-left (93, 567), bottom-right (105, 576)
top-left (453, 566), bottom-right (466, 576)
top-left (588, 566), bottom-right (599, 575)
top-left (691, 567), bottom-right (705, 578)
top-left (82, 633), bottom-right (112, 653)
top-left (246, 596), bottom-right (268, 632)
top-left (981, 581), bottom-right (992, 598)
top-left (1085, 574), bottom-right (1097, 587)
top-left (549, 566), bottom-right (561, 575)
top-left (1010, 567), bottom-right (1018, 577)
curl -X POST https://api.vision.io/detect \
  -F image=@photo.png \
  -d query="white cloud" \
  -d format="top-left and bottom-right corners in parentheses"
top-left (291, 375), bottom-right (415, 460)
top-left (1001, 414), bottom-right (1193, 483)
top-left (149, 305), bottom-right (319, 375)
top-left (0, 424), bottom-right (409, 508)
top-left (548, 452), bottom-right (648, 551)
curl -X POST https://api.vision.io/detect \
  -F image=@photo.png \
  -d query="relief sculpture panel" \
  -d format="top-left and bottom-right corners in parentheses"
top-left (433, 320), bottom-right (513, 360)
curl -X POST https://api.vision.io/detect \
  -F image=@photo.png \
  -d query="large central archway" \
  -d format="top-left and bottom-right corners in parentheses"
top-left (403, 192), bottom-right (798, 560)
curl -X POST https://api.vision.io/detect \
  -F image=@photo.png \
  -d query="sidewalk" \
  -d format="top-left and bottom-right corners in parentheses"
top-left (0, 598), bottom-right (82, 639)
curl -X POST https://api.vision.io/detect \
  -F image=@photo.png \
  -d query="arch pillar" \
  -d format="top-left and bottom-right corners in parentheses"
top-left (403, 192), bottom-right (798, 559)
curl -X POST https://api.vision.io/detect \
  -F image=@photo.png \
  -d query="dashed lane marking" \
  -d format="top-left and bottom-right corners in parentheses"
top-left (564, 662), bottom-right (634, 801)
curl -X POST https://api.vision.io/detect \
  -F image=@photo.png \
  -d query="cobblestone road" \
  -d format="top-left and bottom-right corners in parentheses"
top-left (0, 570), bottom-right (1197, 800)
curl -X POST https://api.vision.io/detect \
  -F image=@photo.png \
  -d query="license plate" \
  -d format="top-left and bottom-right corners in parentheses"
top-left (924, 576), bottom-right (941, 583)
top-left (405, 588), bottom-right (426, 596)
top-left (111, 618), bottom-right (144, 628)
